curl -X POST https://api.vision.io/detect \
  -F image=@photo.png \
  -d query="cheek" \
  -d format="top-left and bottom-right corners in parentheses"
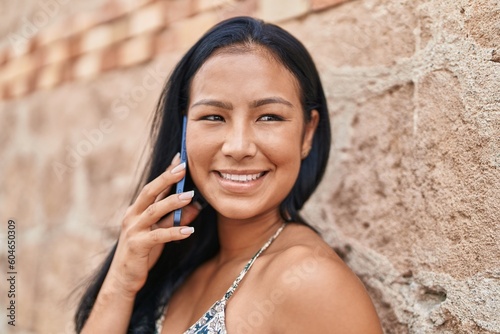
top-left (263, 129), bottom-right (303, 160)
top-left (185, 128), bottom-right (225, 197)
top-left (262, 133), bottom-right (303, 186)
top-left (266, 145), bottom-right (300, 168)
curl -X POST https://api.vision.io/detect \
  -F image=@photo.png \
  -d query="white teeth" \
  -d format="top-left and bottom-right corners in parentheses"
top-left (220, 172), bottom-right (264, 182)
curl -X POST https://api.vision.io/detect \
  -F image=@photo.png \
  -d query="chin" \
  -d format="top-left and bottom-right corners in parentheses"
top-left (210, 201), bottom-right (279, 222)
top-left (215, 207), bottom-right (260, 220)
top-left (199, 189), bottom-right (286, 222)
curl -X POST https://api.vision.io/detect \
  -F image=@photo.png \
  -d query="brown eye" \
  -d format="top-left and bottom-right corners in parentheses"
top-left (202, 115), bottom-right (225, 122)
top-left (258, 114), bottom-right (284, 122)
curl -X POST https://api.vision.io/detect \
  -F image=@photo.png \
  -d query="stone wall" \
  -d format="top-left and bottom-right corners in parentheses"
top-left (0, 0), bottom-right (498, 333)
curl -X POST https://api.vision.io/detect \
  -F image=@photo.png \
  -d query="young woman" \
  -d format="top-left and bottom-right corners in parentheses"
top-left (75, 16), bottom-right (383, 333)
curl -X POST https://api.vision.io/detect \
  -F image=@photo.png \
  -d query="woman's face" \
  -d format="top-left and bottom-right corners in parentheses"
top-left (186, 49), bottom-right (318, 221)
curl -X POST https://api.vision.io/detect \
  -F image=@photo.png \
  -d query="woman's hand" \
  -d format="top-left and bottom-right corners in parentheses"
top-left (80, 154), bottom-right (200, 334)
top-left (108, 153), bottom-right (201, 297)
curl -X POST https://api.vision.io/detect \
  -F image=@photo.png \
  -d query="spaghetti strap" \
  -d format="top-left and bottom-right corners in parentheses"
top-left (223, 222), bottom-right (287, 301)
top-left (156, 223), bottom-right (287, 334)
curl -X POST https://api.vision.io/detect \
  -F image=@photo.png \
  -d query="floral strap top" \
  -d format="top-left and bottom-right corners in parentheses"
top-left (156, 223), bottom-right (287, 334)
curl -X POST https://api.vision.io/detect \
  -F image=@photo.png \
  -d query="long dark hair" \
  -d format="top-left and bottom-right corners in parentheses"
top-left (75, 16), bottom-right (331, 333)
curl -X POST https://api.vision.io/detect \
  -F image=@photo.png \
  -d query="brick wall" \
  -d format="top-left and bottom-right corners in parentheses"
top-left (0, 0), bottom-right (499, 333)
top-left (0, 0), bottom-right (352, 100)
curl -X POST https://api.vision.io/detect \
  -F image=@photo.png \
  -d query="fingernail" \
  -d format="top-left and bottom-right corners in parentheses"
top-left (180, 227), bottom-right (194, 235)
top-left (178, 190), bottom-right (194, 200)
top-left (171, 162), bottom-right (186, 174)
top-left (171, 152), bottom-right (180, 164)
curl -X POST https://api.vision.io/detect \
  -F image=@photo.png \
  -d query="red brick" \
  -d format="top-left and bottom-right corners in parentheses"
top-left (10, 74), bottom-right (31, 98)
top-left (37, 17), bottom-right (73, 46)
top-left (4, 47), bottom-right (17, 64)
top-left (73, 51), bottom-right (102, 79)
top-left (311, 0), bottom-right (350, 11)
top-left (61, 61), bottom-right (74, 82)
top-left (197, 0), bottom-right (231, 12)
top-left (0, 62), bottom-right (10, 85)
top-left (257, 0), bottom-right (309, 22)
top-left (68, 35), bottom-right (82, 58)
top-left (123, 0), bottom-right (155, 13)
top-left (36, 63), bottom-right (63, 89)
top-left (164, 0), bottom-right (197, 24)
top-left (28, 37), bottom-right (38, 53)
top-left (101, 47), bottom-right (118, 72)
top-left (111, 18), bottom-right (129, 45)
top-left (32, 48), bottom-right (45, 71)
top-left (170, 12), bottom-right (218, 50)
top-left (0, 62), bottom-right (14, 83)
top-left (26, 70), bottom-right (37, 94)
top-left (216, 0), bottom-right (259, 21)
top-left (2, 84), bottom-right (12, 100)
top-left (129, 2), bottom-right (166, 36)
top-left (155, 29), bottom-right (177, 55)
top-left (98, 1), bottom-right (129, 24)
top-left (4, 54), bottom-right (37, 80)
top-left (0, 48), bottom-right (7, 66)
top-left (81, 24), bottom-right (114, 53)
top-left (42, 40), bottom-right (70, 66)
top-left (68, 13), bottom-right (101, 38)
top-left (118, 34), bottom-right (154, 67)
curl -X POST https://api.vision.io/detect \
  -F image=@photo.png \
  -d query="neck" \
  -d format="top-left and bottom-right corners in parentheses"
top-left (214, 210), bottom-right (284, 265)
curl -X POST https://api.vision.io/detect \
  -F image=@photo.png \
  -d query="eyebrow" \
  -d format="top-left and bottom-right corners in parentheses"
top-left (190, 97), bottom-right (294, 110)
top-left (250, 97), bottom-right (294, 108)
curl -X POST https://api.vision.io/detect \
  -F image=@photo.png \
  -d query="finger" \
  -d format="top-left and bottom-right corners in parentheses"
top-left (135, 161), bottom-right (186, 213)
top-left (153, 202), bottom-right (202, 229)
top-left (144, 225), bottom-right (195, 248)
top-left (139, 190), bottom-right (195, 228)
top-left (155, 188), bottom-right (170, 203)
top-left (171, 152), bottom-right (181, 166)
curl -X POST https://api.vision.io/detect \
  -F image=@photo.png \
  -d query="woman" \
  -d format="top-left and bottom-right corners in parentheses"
top-left (75, 16), bottom-right (383, 333)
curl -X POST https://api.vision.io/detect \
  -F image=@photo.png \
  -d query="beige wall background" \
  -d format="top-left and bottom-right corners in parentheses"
top-left (0, 0), bottom-right (498, 333)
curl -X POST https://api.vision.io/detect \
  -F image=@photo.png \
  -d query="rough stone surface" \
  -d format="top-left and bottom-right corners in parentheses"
top-left (0, 0), bottom-right (498, 333)
top-left (297, 0), bottom-right (500, 332)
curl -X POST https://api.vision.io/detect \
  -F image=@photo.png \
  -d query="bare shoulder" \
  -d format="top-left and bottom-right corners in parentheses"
top-left (264, 223), bottom-right (383, 334)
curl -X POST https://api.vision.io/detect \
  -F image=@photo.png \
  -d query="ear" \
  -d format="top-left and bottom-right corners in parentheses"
top-left (301, 110), bottom-right (319, 159)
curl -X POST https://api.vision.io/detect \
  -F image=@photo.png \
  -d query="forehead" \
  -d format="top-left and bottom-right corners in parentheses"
top-left (190, 48), bottom-right (302, 103)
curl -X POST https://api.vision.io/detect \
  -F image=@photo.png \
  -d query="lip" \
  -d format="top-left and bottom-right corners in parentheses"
top-left (213, 169), bottom-right (268, 193)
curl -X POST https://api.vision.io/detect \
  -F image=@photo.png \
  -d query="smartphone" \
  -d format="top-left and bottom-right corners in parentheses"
top-left (173, 115), bottom-right (187, 226)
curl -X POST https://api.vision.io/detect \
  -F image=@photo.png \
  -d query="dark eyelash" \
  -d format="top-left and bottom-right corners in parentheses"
top-left (259, 114), bottom-right (284, 121)
top-left (202, 115), bottom-right (225, 122)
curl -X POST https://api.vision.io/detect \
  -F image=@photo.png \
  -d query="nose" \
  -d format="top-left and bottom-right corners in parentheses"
top-left (221, 120), bottom-right (257, 161)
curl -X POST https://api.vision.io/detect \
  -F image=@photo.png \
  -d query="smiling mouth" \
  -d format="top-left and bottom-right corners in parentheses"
top-left (218, 171), bottom-right (266, 182)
